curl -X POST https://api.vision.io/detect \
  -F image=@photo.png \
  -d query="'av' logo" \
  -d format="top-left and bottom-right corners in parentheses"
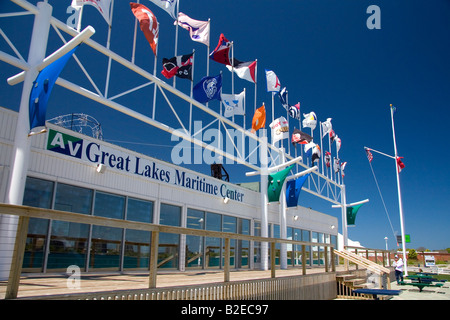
top-left (47, 129), bottom-right (83, 159)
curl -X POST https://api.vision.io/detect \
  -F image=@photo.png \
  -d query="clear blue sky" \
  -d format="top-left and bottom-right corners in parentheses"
top-left (1, 0), bottom-right (449, 251)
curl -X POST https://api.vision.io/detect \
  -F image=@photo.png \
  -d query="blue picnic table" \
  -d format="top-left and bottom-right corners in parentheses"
top-left (352, 288), bottom-right (402, 300)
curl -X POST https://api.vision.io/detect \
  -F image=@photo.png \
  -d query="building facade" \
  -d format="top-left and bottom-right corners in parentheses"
top-left (0, 107), bottom-right (338, 278)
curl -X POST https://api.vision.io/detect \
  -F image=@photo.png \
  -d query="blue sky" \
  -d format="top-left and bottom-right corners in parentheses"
top-left (1, 0), bottom-right (449, 251)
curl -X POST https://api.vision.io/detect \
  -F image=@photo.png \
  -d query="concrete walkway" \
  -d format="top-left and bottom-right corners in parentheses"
top-left (389, 279), bottom-right (450, 300)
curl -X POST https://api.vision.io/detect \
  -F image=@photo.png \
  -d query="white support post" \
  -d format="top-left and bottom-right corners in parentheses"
top-left (1, 1), bottom-right (52, 280)
top-left (259, 131), bottom-right (269, 270)
top-left (279, 147), bottom-right (288, 269)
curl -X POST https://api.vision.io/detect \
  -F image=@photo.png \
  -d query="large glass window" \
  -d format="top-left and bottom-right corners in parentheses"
top-left (205, 212), bottom-right (221, 268)
top-left (22, 177), bottom-right (54, 272)
top-left (90, 192), bottom-right (125, 270)
top-left (185, 208), bottom-right (205, 269)
top-left (124, 198), bottom-right (153, 269)
top-left (222, 215), bottom-right (237, 268)
top-left (159, 203), bottom-right (181, 269)
top-left (237, 218), bottom-right (250, 268)
top-left (312, 231), bottom-right (319, 266)
top-left (47, 184), bottom-right (92, 271)
top-left (302, 230), bottom-right (311, 266)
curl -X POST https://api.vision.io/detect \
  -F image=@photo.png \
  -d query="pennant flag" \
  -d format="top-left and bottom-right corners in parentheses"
top-left (291, 128), bottom-right (312, 145)
top-left (325, 151), bottom-right (331, 168)
top-left (71, 0), bottom-right (112, 24)
top-left (130, 3), bottom-right (159, 56)
top-left (209, 33), bottom-right (232, 65)
top-left (334, 157), bottom-right (340, 173)
top-left (289, 103), bottom-right (300, 119)
top-left (269, 116), bottom-right (289, 145)
top-left (329, 129), bottom-right (336, 142)
top-left (226, 58), bottom-right (257, 83)
top-left (193, 74), bottom-right (222, 104)
top-left (148, 0), bottom-right (178, 19)
top-left (347, 204), bottom-right (364, 226)
top-left (311, 144), bottom-right (321, 166)
top-left (341, 161), bottom-right (347, 177)
top-left (278, 87), bottom-right (289, 110)
top-left (286, 173), bottom-right (310, 207)
top-left (336, 136), bottom-right (341, 152)
top-left (268, 165), bottom-right (294, 202)
top-left (365, 147), bottom-right (373, 162)
top-left (161, 52), bottom-right (193, 80)
top-left (321, 118), bottom-right (332, 138)
top-left (265, 69), bottom-right (281, 92)
top-left (304, 140), bottom-right (315, 160)
top-left (397, 157), bottom-right (405, 173)
top-left (302, 111), bottom-right (317, 131)
top-left (251, 104), bottom-right (266, 134)
top-left (221, 91), bottom-right (245, 118)
top-left (176, 12), bottom-right (210, 45)
top-left (29, 46), bottom-right (78, 136)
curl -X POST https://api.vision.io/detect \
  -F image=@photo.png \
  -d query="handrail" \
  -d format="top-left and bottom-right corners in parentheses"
top-left (334, 250), bottom-right (389, 275)
top-left (0, 203), bottom-right (335, 299)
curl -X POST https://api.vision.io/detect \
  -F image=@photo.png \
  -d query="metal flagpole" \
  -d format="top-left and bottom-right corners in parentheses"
top-left (152, 22), bottom-right (159, 119)
top-left (189, 49), bottom-right (195, 134)
top-left (131, 0), bottom-right (140, 64)
top-left (173, 0), bottom-right (180, 88)
top-left (254, 59), bottom-right (257, 113)
top-left (279, 147), bottom-right (287, 269)
top-left (206, 18), bottom-right (210, 77)
top-left (104, 0), bottom-right (114, 98)
top-left (390, 104), bottom-right (408, 276)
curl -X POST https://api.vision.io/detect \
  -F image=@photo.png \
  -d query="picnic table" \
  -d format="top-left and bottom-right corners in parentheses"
top-left (352, 288), bottom-right (401, 300)
top-left (399, 275), bottom-right (445, 292)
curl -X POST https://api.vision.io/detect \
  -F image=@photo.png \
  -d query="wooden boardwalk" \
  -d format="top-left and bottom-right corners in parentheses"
top-left (1, 266), bottom-right (339, 299)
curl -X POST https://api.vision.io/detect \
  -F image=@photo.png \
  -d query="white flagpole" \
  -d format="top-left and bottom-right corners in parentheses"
top-left (319, 122), bottom-right (324, 175)
top-left (189, 49), bottom-right (195, 135)
top-left (254, 59), bottom-right (258, 113)
top-left (243, 88), bottom-right (246, 130)
top-left (131, 0), bottom-right (139, 64)
top-left (206, 18), bottom-right (210, 77)
top-left (231, 41), bottom-right (235, 123)
top-left (173, 0), bottom-right (180, 88)
top-left (390, 104), bottom-right (408, 276)
top-left (152, 22), bottom-right (159, 119)
top-left (286, 91), bottom-right (290, 156)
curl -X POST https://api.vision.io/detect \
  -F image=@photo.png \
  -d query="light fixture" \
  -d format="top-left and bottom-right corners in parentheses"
top-left (330, 225), bottom-right (335, 230)
top-left (96, 163), bottom-right (106, 173)
top-left (223, 197), bottom-right (230, 204)
top-left (293, 215), bottom-right (299, 221)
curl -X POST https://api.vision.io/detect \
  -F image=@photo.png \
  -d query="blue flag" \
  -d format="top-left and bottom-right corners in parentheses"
top-left (29, 46), bottom-right (78, 135)
top-left (285, 173), bottom-right (309, 207)
top-left (193, 74), bottom-right (222, 104)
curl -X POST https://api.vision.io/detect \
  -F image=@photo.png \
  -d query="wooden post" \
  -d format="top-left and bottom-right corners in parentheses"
top-left (149, 231), bottom-right (159, 289)
top-left (301, 245), bottom-right (307, 275)
top-left (270, 242), bottom-right (276, 278)
top-left (224, 237), bottom-right (230, 282)
top-left (5, 216), bottom-right (29, 299)
top-left (331, 246), bottom-right (336, 272)
top-left (324, 246), bottom-right (329, 272)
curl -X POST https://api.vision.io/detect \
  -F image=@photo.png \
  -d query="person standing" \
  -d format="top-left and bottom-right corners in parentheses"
top-left (394, 255), bottom-right (404, 284)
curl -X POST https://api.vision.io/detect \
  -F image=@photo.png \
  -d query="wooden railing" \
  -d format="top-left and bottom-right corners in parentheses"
top-left (0, 203), bottom-right (336, 299)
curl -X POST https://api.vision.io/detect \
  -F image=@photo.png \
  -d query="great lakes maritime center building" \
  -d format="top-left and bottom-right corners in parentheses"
top-left (0, 106), bottom-right (338, 279)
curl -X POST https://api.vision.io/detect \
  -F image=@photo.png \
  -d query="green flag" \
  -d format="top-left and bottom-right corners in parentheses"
top-left (267, 165), bottom-right (294, 202)
top-left (346, 204), bottom-right (364, 225)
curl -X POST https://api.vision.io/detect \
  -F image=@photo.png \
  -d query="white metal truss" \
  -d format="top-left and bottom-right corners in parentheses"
top-left (0, 0), bottom-right (343, 205)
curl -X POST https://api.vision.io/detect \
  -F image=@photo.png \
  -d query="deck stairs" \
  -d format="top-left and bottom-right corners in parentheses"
top-left (334, 250), bottom-right (392, 299)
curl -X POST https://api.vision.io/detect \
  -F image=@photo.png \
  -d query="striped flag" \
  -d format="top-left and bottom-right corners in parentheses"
top-left (365, 147), bottom-right (374, 163)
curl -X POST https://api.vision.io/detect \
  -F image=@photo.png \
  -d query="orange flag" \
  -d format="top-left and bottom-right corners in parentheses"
top-left (251, 104), bottom-right (266, 133)
top-left (130, 3), bottom-right (159, 56)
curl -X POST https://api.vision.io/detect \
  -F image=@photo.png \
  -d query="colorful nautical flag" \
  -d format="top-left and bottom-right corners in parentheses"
top-left (221, 91), bottom-right (245, 118)
top-left (176, 12), bottom-right (210, 45)
top-left (269, 116), bottom-right (289, 145)
top-left (227, 58), bottom-right (257, 83)
top-left (268, 165), bottom-right (294, 202)
top-left (71, 0), bottom-right (112, 24)
top-left (193, 74), bottom-right (222, 104)
top-left (397, 157), bottom-right (405, 173)
top-left (321, 118), bottom-right (332, 138)
top-left (291, 129), bottom-right (312, 145)
top-left (148, 0), bottom-right (178, 19)
top-left (289, 103), bottom-right (300, 119)
top-left (334, 157), bottom-right (340, 173)
top-left (130, 3), bottom-right (159, 56)
top-left (304, 140), bottom-right (315, 160)
top-left (161, 52), bottom-right (193, 80)
top-left (336, 136), bottom-right (342, 152)
top-left (29, 46), bottom-right (78, 135)
top-left (278, 87), bottom-right (289, 110)
top-left (341, 161), bottom-right (347, 177)
top-left (311, 144), bottom-right (321, 166)
top-left (286, 173), bottom-right (310, 207)
top-left (329, 129), bottom-right (336, 142)
top-left (251, 104), bottom-right (266, 134)
top-left (325, 151), bottom-right (331, 167)
top-left (209, 33), bottom-right (232, 65)
top-left (302, 111), bottom-right (317, 131)
top-left (265, 69), bottom-right (281, 92)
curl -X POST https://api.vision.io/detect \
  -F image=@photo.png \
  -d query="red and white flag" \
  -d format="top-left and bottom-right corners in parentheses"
top-left (209, 33), bottom-right (232, 65)
top-left (130, 3), bottom-right (159, 56)
top-left (365, 147), bottom-right (374, 163)
top-left (397, 157), bottom-right (405, 173)
top-left (227, 59), bottom-right (257, 83)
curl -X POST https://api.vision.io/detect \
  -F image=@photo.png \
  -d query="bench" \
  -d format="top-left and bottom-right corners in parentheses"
top-left (352, 288), bottom-right (401, 300)
top-left (399, 281), bottom-right (444, 292)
